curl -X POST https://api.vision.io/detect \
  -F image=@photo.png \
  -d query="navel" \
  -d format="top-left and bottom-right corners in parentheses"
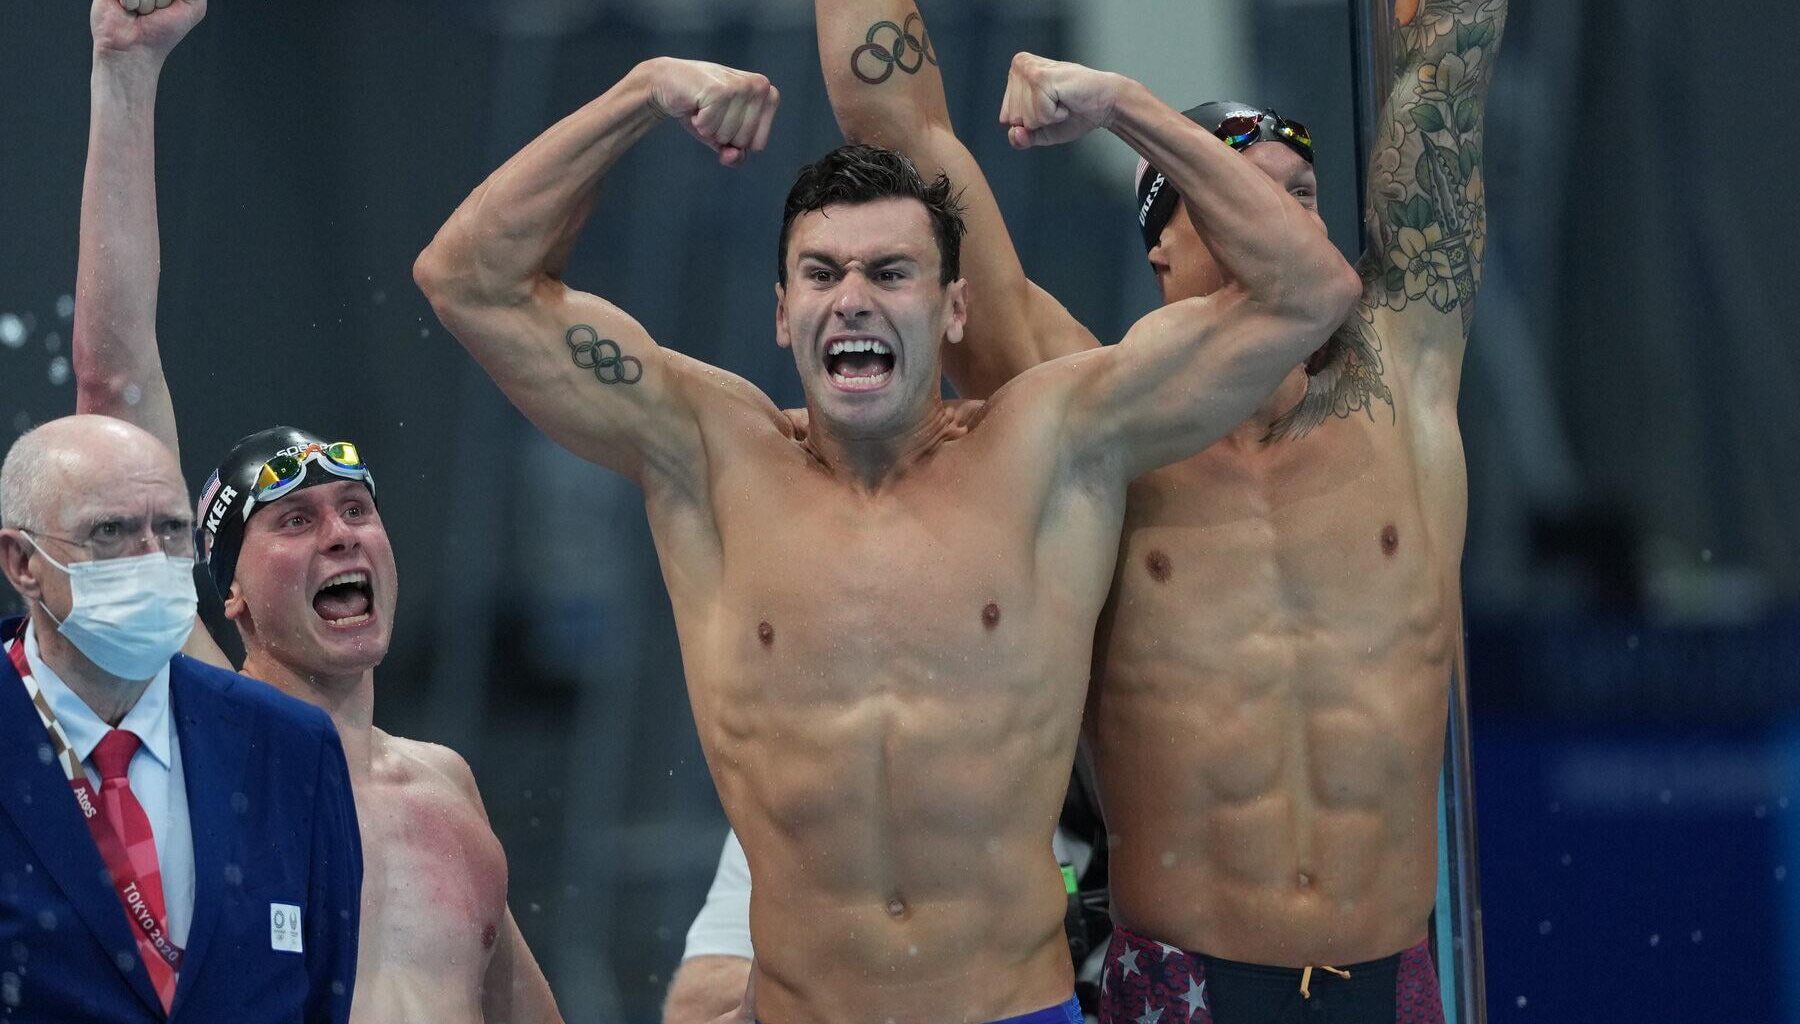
top-left (757, 620), bottom-right (775, 647)
top-left (981, 602), bottom-right (1001, 629)
top-left (1380, 525), bottom-right (1399, 557)
top-left (1146, 549), bottom-right (1173, 583)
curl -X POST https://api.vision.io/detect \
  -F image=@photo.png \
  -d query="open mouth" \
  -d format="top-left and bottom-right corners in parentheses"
top-left (312, 571), bottom-right (374, 628)
top-left (825, 337), bottom-right (895, 392)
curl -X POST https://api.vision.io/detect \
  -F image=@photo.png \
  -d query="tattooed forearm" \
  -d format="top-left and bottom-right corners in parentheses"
top-left (1366, 0), bottom-right (1506, 329)
top-left (566, 324), bottom-right (642, 385)
top-left (849, 13), bottom-right (937, 85)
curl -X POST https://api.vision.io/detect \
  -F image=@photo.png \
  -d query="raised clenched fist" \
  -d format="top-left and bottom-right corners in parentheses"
top-left (642, 58), bottom-right (780, 168)
top-left (91, 0), bottom-right (206, 63)
top-left (998, 52), bottom-right (1127, 150)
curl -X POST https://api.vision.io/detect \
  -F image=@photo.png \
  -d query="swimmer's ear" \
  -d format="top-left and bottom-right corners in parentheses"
top-left (774, 281), bottom-right (792, 349)
top-left (944, 278), bottom-right (968, 346)
top-left (222, 581), bottom-right (248, 624)
top-left (1147, 242), bottom-right (1171, 277)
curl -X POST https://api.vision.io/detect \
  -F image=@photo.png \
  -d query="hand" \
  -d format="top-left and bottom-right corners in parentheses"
top-left (642, 58), bottom-right (780, 168)
top-left (999, 52), bottom-right (1126, 149)
top-left (91, 0), bottom-right (206, 63)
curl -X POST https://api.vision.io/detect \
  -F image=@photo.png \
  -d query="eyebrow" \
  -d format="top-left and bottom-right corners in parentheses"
top-left (796, 251), bottom-right (918, 271)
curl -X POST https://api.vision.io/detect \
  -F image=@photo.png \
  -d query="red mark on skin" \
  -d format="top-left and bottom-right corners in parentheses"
top-left (1146, 550), bottom-right (1173, 583)
top-left (481, 923), bottom-right (498, 949)
top-left (1381, 525), bottom-right (1399, 556)
top-left (757, 621), bottom-right (775, 646)
top-left (982, 602), bottom-right (1001, 629)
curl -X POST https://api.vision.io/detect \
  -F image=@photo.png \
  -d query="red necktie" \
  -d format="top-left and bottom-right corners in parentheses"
top-left (91, 729), bottom-right (177, 1012)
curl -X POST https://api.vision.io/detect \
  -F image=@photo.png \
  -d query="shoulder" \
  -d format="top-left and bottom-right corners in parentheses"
top-left (172, 654), bottom-right (336, 741)
top-left (385, 733), bottom-right (485, 807)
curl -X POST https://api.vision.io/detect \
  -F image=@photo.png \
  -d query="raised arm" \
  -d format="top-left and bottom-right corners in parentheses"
top-left (1001, 57), bottom-right (1361, 480)
top-left (74, 0), bottom-right (205, 459)
top-left (78, 0), bottom-right (232, 668)
top-left (1364, 0), bottom-right (1507, 352)
top-left (413, 59), bottom-right (779, 485)
top-left (812, 0), bottom-right (1097, 399)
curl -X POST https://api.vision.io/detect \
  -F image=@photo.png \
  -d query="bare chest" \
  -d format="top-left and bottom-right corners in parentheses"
top-left (684, 452), bottom-right (1112, 706)
top-left (355, 776), bottom-right (509, 964)
top-left (1107, 418), bottom-right (1459, 689)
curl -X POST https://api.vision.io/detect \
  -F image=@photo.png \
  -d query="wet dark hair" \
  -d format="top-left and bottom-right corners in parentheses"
top-left (778, 144), bottom-right (966, 286)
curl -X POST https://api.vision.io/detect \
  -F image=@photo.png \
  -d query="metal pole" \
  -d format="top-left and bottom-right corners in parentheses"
top-left (1347, 4), bottom-right (1486, 1022)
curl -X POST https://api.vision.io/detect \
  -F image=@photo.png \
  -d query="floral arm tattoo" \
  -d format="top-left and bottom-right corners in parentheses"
top-left (1370, 0), bottom-right (1507, 327)
top-left (1268, 0), bottom-right (1506, 442)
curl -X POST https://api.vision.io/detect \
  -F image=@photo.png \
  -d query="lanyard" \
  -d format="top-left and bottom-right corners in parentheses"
top-left (6, 627), bottom-right (185, 972)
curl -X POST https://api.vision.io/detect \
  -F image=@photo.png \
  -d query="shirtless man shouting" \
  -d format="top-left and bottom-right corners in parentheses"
top-left (812, 0), bottom-right (1507, 1019)
top-left (71, 2), bottom-right (562, 1020)
top-left (413, 49), bottom-right (1356, 1024)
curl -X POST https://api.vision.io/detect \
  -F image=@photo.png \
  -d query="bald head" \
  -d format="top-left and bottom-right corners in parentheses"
top-left (1, 415), bottom-right (188, 535)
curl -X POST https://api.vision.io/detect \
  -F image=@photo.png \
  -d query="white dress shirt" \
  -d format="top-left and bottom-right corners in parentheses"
top-left (23, 623), bottom-right (197, 948)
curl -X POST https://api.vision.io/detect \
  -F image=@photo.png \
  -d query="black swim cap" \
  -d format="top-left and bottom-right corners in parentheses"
top-left (1134, 101), bottom-right (1310, 252)
top-left (196, 426), bottom-right (376, 597)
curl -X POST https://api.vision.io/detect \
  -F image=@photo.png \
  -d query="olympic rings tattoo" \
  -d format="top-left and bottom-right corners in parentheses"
top-left (565, 324), bottom-right (643, 386)
top-left (850, 13), bottom-right (937, 85)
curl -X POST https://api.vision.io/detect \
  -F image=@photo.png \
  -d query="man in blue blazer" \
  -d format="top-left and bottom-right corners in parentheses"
top-left (0, 414), bottom-right (362, 1023)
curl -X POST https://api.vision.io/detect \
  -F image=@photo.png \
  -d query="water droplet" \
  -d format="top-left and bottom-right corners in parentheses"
top-left (47, 357), bottom-right (70, 386)
top-left (1160, 851), bottom-right (1177, 868)
top-left (43, 332), bottom-right (61, 354)
top-left (1690, 930), bottom-right (1703, 943)
top-left (529, 902), bottom-right (541, 914)
top-left (1776, 865), bottom-right (1788, 882)
top-left (1700, 548), bottom-right (1713, 563)
top-left (114, 950), bottom-right (137, 972)
top-left (1, 971), bottom-right (20, 1007)
top-left (1559, 853), bottom-right (1572, 866)
top-left (223, 863), bottom-right (244, 886)
top-left (35, 910), bottom-right (57, 932)
top-left (1537, 920), bottom-right (1552, 935)
top-left (35, 744), bottom-right (52, 766)
top-left (122, 383), bottom-right (142, 406)
top-left (1515, 996), bottom-right (1527, 1008)
top-left (55, 295), bottom-right (74, 319)
top-left (1649, 933), bottom-right (1660, 946)
top-left (1625, 634), bottom-right (1639, 650)
top-left (0, 315), bottom-right (24, 348)
top-left (332, 980), bottom-right (347, 996)
top-left (1658, 790), bottom-right (1673, 805)
top-left (419, 327), bottom-right (431, 339)
top-left (231, 792), bottom-right (250, 814)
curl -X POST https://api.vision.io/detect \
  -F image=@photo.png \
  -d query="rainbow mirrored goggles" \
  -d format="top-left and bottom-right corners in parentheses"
top-left (246, 441), bottom-right (374, 516)
top-left (1213, 110), bottom-right (1313, 164)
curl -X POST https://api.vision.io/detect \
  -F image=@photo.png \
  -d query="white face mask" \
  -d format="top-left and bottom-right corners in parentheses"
top-left (24, 536), bottom-right (198, 681)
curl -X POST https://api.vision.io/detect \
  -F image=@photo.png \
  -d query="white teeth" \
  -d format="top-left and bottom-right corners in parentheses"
top-left (326, 613), bottom-right (371, 627)
top-left (321, 571), bottom-right (368, 589)
top-left (826, 338), bottom-right (893, 356)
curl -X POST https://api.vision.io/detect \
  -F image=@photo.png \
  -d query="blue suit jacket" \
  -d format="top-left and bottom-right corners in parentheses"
top-left (0, 618), bottom-right (362, 1023)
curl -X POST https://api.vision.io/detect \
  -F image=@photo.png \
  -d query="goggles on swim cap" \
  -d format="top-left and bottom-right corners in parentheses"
top-left (198, 427), bottom-right (378, 598)
top-left (1135, 103), bottom-right (1315, 251)
top-left (249, 441), bottom-right (370, 515)
top-left (1213, 110), bottom-right (1313, 163)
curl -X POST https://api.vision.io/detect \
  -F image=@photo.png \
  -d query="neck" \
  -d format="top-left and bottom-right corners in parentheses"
top-left (240, 647), bottom-right (376, 773)
top-left (801, 397), bottom-right (962, 491)
top-left (29, 610), bottom-right (152, 727)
